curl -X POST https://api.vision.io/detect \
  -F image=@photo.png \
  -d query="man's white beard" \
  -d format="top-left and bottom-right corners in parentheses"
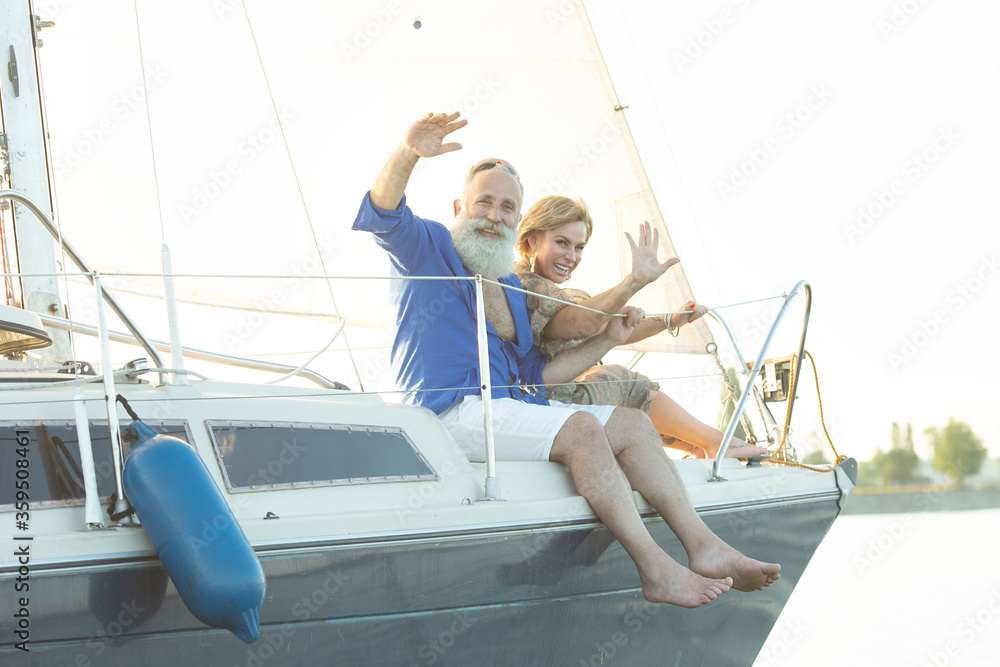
top-left (450, 211), bottom-right (517, 278)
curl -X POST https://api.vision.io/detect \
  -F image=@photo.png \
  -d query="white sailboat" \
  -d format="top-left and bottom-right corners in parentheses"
top-left (1, 1), bottom-right (855, 664)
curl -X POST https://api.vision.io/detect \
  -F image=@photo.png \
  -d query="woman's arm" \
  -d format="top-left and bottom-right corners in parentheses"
top-left (542, 221), bottom-right (679, 340)
top-left (541, 307), bottom-right (643, 387)
top-left (623, 317), bottom-right (668, 344)
top-left (621, 302), bottom-right (708, 344)
top-left (541, 273), bottom-right (645, 341)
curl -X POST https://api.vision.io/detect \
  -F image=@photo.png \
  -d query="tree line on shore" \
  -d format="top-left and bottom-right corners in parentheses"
top-left (802, 419), bottom-right (990, 487)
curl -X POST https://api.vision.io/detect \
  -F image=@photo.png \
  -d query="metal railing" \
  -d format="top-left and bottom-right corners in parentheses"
top-left (474, 276), bottom-right (501, 500)
top-left (709, 280), bottom-right (812, 481)
top-left (0, 189), bottom-right (164, 371)
top-left (37, 313), bottom-right (349, 390)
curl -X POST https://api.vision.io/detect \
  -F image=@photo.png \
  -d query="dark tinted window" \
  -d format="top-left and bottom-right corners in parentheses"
top-left (0, 421), bottom-right (190, 507)
top-left (207, 422), bottom-right (436, 491)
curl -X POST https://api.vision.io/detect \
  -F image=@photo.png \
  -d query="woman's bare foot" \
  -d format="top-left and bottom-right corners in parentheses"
top-left (703, 440), bottom-right (768, 460)
top-left (688, 544), bottom-right (781, 592)
top-left (638, 553), bottom-right (733, 607)
top-left (662, 435), bottom-right (767, 460)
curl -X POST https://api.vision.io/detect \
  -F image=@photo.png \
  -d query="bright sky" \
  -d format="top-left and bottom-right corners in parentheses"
top-left (590, 0), bottom-right (1000, 462)
top-left (21, 0), bottom-right (999, 464)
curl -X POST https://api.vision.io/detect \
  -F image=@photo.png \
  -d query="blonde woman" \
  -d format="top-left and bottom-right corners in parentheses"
top-left (515, 195), bottom-right (765, 459)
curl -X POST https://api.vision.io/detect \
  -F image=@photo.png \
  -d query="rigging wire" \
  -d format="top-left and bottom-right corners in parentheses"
top-left (0, 211), bottom-right (12, 304)
top-left (28, 14), bottom-right (83, 380)
top-left (607, 0), bottom-right (741, 341)
top-left (582, 7), bottom-right (701, 305)
top-left (29, 87), bottom-right (82, 380)
top-left (59, 273), bottom-right (347, 320)
top-left (1, 51), bottom-right (13, 306)
top-left (129, 0), bottom-right (168, 247)
top-left (0, 366), bottom-right (739, 406)
top-left (237, 0), bottom-right (364, 391)
top-left (263, 320), bottom-right (345, 385)
top-left (55, 269), bottom-right (786, 318)
top-left (51, 193), bottom-right (82, 384)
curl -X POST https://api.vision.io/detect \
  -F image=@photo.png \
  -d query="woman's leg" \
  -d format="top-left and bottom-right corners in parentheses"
top-left (648, 391), bottom-right (767, 458)
top-left (660, 435), bottom-right (707, 458)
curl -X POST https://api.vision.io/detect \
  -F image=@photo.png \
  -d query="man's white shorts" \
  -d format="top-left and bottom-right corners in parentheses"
top-left (438, 396), bottom-right (615, 462)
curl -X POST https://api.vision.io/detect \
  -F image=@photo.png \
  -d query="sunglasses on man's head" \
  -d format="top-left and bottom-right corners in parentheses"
top-left (468, 158), bottom-right (521, 182)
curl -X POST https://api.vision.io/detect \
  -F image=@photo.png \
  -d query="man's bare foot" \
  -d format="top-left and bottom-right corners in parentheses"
top-left (688, 544), bottom-right (780, 592)
top-left (639, 553), bottom-right (732, 607)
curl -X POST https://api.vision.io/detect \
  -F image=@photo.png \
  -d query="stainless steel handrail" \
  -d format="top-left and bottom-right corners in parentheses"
top-left (475, 275), bottom-right (501, 501)
top-left (783, 284), bottom-right (813, 430)
top-left (710, 280), bottom-right (812, 481)
top-left (704, 310), bottom-right (784, 448)
top-left (37, 313), bottom-right (348, 390)
top-left (0, 189), bottom-right (165, 370)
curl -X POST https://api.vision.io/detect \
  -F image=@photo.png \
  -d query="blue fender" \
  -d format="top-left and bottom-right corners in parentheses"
top-left (122, 421), bottom-right (265, 643)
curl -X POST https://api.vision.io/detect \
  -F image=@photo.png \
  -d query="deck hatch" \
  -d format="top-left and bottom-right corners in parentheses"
top-left (0, 420), bottom-right (192, 509)
top-left (206, 421), bottom-right (438, 492)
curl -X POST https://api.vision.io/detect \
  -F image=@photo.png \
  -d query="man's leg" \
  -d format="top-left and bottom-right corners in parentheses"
top-left (602, 407), bottom-right (781, 592)
top-left (549, 412), bottom-right (731, 607)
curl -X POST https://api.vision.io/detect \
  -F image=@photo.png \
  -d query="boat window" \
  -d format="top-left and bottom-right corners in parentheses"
top-left (206, 421), bottom-right (437, 492)
top-left (0, 421), bottom-right (192, 509)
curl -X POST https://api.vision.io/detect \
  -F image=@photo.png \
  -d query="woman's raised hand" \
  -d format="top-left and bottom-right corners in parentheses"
top-left (624, 221), bottom-right (679, 288)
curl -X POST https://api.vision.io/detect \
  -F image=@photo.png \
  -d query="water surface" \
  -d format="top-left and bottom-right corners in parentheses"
top-left (754, 507), bottom-right (1000, 666)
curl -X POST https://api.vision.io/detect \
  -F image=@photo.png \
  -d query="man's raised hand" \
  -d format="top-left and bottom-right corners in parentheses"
top-left (370, 111), bottom-right (467, 209)
top-left (403, 111), bottom-right (469, 159)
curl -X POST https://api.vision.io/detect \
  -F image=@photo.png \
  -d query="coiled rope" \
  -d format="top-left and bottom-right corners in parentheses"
top-left (763, 350), bottom-right (847, 472)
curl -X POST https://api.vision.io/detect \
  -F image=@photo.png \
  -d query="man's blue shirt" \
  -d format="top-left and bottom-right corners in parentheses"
top-left (352, 193), bottom-right (549, 414)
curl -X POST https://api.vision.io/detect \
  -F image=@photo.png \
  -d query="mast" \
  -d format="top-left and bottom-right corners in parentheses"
top-left (0, 0), bottom-right (69, 361)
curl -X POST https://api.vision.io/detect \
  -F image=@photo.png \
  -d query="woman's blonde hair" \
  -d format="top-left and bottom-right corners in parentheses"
top-left (516, 195), bottom-right (594, 260)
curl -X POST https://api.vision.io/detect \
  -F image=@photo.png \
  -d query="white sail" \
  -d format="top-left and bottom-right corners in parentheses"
top-left (30, 0), bottom-right (712, 394)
